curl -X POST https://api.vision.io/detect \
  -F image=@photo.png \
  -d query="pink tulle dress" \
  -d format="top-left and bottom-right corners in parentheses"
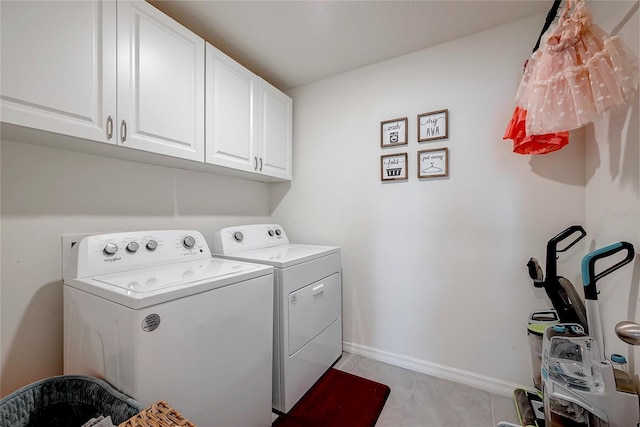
top-left (516, 0), bottom-right (639, 135)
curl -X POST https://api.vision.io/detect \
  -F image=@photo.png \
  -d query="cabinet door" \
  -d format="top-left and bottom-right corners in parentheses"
top-left (0, 1), bottom-right (117, 144)
top-left (205, 44), bottom-right (258, 173)
top-left (117, 1), bottom-right (204, 161)
top-left (257, 79), bottom-right (292, 180)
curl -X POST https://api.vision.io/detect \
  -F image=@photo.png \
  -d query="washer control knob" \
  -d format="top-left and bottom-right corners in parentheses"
top-left (146, 240), bottom-right (158, 251)
top-left (268, 230), bottom-right (275, 237)
top-left (126, 241), bottom-right (139, 253)
top-left (103, 243), bottom-right (118, 255)
top-left (275, 229), bottom-right (282, 236)
top-left (233, 231), bottom-right (244, 242)
top-left (182, 236), bottom-right (196, 249)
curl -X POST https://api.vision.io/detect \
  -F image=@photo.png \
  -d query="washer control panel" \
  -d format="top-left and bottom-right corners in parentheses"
top-left (66, 230), bottom-right (212, 278)
top-left (212, 224), bottom-right (290, 255)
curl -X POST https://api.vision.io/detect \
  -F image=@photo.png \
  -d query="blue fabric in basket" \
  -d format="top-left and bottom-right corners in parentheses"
top-left (0, 375), bottom-right (142, 427)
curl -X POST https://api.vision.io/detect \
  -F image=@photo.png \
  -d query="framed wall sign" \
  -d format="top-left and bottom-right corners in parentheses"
top-left (380, 117), bottom-right (408, 147)
top-left (417, 109), bottom-right (448, 142)
top-left (417, 148), bottom-right (449, 179)
top-left (381, 153), bottom-right (408, 181)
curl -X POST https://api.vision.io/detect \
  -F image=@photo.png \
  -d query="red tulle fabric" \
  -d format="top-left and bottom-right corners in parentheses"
top-left (504, 106), bottom-right (569, 155)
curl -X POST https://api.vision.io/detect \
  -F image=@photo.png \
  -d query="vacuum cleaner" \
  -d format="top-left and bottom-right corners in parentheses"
top-left (513, 227), bottom-right (638, 427)
top-left (512, 226), bottom-right (589, 427)
top-left (541, 241), bottom-right (638, 426)
top-left (527, 225), bottom-right (588, 331)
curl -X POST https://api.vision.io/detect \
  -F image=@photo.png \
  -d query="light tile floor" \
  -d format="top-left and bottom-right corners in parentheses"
top-left (333, 352), bottom-right (521, 427)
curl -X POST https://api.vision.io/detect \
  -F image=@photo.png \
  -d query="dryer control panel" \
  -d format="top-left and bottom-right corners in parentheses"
top-left (65, 230), bottom-right (212, 278)
top-left (213, 224), bottom-right (290, 255)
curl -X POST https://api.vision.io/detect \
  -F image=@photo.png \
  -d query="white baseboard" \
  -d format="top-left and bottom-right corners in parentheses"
top-left (342, 341), bottom-right (529, 397)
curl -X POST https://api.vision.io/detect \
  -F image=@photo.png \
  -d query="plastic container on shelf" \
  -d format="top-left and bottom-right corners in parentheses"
top-left (610, 353), bottom-right (636, 394)
top-left (527, 310), bottom-right (559, 390)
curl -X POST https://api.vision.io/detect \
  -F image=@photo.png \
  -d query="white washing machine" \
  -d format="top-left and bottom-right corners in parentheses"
top-left (212, 224), bottom-right (342, 413)
top-left (63, 230), bottom-right (274, 427)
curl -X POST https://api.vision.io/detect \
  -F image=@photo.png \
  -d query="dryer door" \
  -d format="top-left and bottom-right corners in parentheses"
top-left (288, 272), bottom-right (341, 355)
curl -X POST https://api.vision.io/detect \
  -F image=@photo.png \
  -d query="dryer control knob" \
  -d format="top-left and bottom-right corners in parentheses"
top-left (233, 231), bottom-right (244, 242)
top-left (268, 230), bottom-right (275, 237)
top-left (182, 236), bottom-right (196, 249)
top-left (275, 229), bottom-right (282, 236)
top-left (126, 241), bottom-right (139, 253)
top-left (146, 240), bottom-right (158, 251)
top-left (103, 243), bottom-right (118, 255)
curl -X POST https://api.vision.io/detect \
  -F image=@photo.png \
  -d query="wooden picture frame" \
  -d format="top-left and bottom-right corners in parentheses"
top-left (417, 109), bottom-right (448, 142)
top-left (381, 153), bottom-right (408, 181)
top-left (417, 148), bottom-right (449, 179)
top-left (380, 117), bottom-right (408, 147)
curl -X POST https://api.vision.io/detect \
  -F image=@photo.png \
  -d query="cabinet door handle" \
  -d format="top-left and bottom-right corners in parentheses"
top-left (106, 116), bottom-right (113, 140)
top-left (120, 120), bottom-right (127, 143)
top-left (259, 157), bottom-right (263, 172)
top-left (254, 156), bottom-right (258, 171)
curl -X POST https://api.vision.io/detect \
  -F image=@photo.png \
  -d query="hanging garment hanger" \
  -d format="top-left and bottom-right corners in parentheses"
top-left (532, 0), bottom-right (562, 54)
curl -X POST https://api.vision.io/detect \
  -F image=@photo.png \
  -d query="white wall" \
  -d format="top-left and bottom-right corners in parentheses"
top-left (0, 139), bottom-right (272, 396)
top-left (271, 13), bottom-right (592, 391)
top-left (584, 1), bottom-right (640, 374)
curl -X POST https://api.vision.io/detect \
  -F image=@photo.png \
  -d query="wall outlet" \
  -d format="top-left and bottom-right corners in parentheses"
top-left (61, 233), bottom-right (95, 277)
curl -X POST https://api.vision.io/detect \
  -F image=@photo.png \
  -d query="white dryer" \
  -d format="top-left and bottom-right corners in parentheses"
top-left (63, 230), bottom-right (274, 427)
top-left (212, 224), bottom-right (342, 413)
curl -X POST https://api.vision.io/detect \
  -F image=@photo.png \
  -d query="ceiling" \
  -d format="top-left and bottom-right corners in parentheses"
top-left (149, 1), bottom-right (552, 91)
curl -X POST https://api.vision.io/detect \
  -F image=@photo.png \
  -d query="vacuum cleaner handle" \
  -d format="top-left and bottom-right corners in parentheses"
top-left (545, 225), bottom-right (587, 279)
top-left (582, 241), bottom-right (635, 300)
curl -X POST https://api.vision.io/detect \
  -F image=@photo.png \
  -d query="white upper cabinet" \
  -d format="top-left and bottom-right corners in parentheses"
top-left (205, 44), bottom-right (258, 173)
top-left (1, 1), bottom-right (117, 144)
top-left (206, 44), bottom-right (292, 180)
top-left (1, 1), bottom-right (288, 180)
top-left (1, 1), bottom-right (204, 161)
top-left (257, 79), bottom-right (293, 181)
top-left (117, 1), bottom-right (204, 161)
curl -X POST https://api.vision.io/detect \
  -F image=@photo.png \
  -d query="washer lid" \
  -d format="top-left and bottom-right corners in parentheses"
top-left (65, 257), bottom-right (272, 309)
top-left (220, 244), bottom-right (340, 268)
top-left (95, 258), bottom-right (262, 292)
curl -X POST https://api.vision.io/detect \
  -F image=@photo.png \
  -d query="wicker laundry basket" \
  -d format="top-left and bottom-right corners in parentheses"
top-left (119, 401), bottom-right (195, 427)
